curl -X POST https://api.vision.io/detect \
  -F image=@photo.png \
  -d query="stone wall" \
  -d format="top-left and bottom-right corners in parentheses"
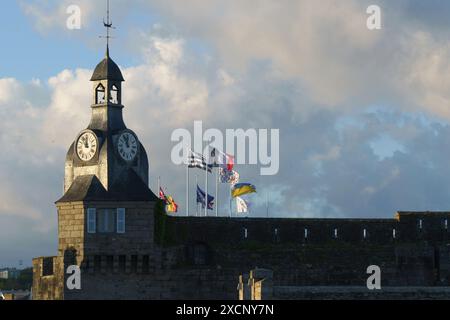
top-left (273, 286), bottom-right (450, 300)
top-left (82, 201), bottom-right (155, 255)
top-left (32, 256), bottom-right (64, 300)
top-left (57, 200), bottom-right (155, 258)
top-left (162, 212), bottom-right (450, 246)
top-left (33, 208), bottom-right (450, 300)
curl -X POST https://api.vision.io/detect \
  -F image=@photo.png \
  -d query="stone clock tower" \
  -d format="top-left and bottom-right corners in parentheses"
top-left (32, 47), bottom-right (158, 300)
top-left (64, 46), bottom-right (149, 195)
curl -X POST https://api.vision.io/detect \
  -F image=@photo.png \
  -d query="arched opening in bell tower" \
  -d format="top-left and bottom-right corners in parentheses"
top-left (96, 83), bottom-right (106, 104)
top-left (110, 84), bottom-right (119, 104)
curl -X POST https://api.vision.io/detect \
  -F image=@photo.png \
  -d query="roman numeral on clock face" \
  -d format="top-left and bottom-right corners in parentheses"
top-left (76, 132), bottom-right (97, 161)
top-left (118, 132), bottom-right (138, 161)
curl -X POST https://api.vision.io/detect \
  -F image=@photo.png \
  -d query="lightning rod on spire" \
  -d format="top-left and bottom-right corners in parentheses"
top-left (100, 0), bottom-right (115, 56)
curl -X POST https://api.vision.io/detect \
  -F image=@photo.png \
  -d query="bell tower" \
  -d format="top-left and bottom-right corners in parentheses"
top-left (89, 46), bottom-right (125, 131)
top-left (50, 3), bottom-right (158, 299)
top-left (33, 1), bottom-right (159, 300)
top-left (62, 47), bottom-right (151, 196)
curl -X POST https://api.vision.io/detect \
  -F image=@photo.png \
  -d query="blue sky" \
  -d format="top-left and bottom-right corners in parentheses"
top-left (4, 0), bottom-right (450, 267)
top-left (0, 1), bottom-right (166, 80)
top-left (0, 2), bottom-right (94, 80)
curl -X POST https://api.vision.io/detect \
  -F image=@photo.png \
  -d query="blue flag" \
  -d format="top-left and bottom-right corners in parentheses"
top-left (196, 185), bottom-right (215, 210)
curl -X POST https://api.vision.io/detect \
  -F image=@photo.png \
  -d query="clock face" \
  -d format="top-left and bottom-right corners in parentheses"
top-left (76, 132), bottom-right (97, 161)
top-left (118, 132), bottom-right (138, 161)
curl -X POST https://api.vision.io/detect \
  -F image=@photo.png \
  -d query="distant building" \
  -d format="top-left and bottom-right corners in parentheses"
top-left (0, 290), bottom-right (31, 300)
top-left (0, 268), bottom-right (20, 280)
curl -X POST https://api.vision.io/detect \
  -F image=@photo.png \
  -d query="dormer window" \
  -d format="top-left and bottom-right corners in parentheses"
top-left (96, 84), bottom-right (106, 104)
top-left (110, 84), bottom-right (119, 104)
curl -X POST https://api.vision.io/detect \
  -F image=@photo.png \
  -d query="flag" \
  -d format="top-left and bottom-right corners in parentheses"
top-left (236, 197), bottom-right (248, 213)
top-left (159, 187), bottom-right (178, 213)
top-left (211, 148), bottom-right (234, 171)
top-left (219, 168), bottom-right (240, 185)
top-left (159, 187), bottom-right (167, 201)
top-left (166, 195), bottom-right (179, 213)
top-left (210, 148), bottom-right (217, 166)
top-left (231, 183), bottom-right (256, 198)
top-left (196, 185), bottom-right (215, 210)
top-left (188, 150), bottom-right (212, 173)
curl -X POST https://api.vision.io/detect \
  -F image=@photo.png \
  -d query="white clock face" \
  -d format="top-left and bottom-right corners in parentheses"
top-left (118, 132), bottom-right (138, 161)
top-left (76, 132), bottom-right (97, 161)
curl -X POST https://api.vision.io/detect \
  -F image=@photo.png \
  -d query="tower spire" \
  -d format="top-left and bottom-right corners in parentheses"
top-left (101, 0), bottom-right (114, 57)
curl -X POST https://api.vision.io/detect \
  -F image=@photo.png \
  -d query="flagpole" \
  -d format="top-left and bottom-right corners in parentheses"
top-left (205, 162), bottom-right (208, 217)
top-left (195, 174), bottom-right (198, 217)
top-left (229, 185), bottom-right (232, 218)
top-left (215, 167), bottom-right (219, 217)
top-left (186, 156), bottom-right (189, 217)
top-left (248, 198), bottom-right (251, 217)
top-left (266, 191), bottom-right (269, 218)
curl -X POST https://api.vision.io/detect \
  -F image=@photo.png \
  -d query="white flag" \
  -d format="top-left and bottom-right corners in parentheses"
top-left (236, 196), bottom-right (248, 213)
top-left (219, 168), bottom-right (240, 184)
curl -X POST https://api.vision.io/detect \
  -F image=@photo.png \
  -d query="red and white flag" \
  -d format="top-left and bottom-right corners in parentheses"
top-left (211, 148), bottom-right (234, 171)
top-left (159, 187), bottom-right (167, 201)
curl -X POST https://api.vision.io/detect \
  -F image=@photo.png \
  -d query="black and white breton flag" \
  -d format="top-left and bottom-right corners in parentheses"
top-left (188, 150), bottom-right (213, 173)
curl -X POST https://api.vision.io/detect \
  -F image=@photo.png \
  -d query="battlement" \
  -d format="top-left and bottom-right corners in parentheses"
top-left (160, 211), bottom-right (450, 246)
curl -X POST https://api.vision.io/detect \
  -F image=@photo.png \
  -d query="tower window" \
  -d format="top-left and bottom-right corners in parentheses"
top-left (119, 255), bottom-right (126, 272)
top-left (96, 83), bottom-right (106, 104)
top-left (333, 228), bottom-right (338, 239)
top-left (363, 228), bottom-right (367, 240)
top-left (117, 208), bottom-right (126, 234)
top-left (243, 227), bottom-right (248, 239)
top-left (304, 228), bottom-right (308, 240)
top-left (94, 255), bottom-right (101, 273)
top-left (131, 255), bottom-right (138, 273)
top-left (98, 209), bottom-right (115, 233)
top-left (142, 255), bottom-right (150, 274)
top-left (87, 208), bottom-right (96, 234)
top-left (106, 255), bottom-right (113, 273)
top-left (393, 228), bottom-right (397, 239)
top-left (110, 84), bottom-right (119, 104)
top-left (444, 219), bottom-right (448, 230)
top-left (42, 257), bottom-right (54, 276)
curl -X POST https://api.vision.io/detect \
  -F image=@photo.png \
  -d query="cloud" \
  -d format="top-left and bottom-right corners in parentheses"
top-left (21, 1), bottom-right (450, 116)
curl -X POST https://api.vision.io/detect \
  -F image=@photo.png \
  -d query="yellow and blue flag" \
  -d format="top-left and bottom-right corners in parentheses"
top-left (231, 183), bottom-right (256, 198)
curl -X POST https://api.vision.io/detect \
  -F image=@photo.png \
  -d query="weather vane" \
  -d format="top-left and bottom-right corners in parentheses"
top-left (99, 0), bottom-right (115, 53)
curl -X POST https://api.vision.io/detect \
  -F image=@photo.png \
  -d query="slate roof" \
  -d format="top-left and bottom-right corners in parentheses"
top-left (57, 171), bottom-right (157, 203)
top-left (90, 53), bottom-right (125, 82)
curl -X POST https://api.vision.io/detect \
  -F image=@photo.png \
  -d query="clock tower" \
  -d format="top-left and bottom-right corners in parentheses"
top-left (32, 46), bottom-right (159, 300)
top-left (32, 2), bottom-right (160, 299)
top-left (64, 46), bottom-right (150, 195)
